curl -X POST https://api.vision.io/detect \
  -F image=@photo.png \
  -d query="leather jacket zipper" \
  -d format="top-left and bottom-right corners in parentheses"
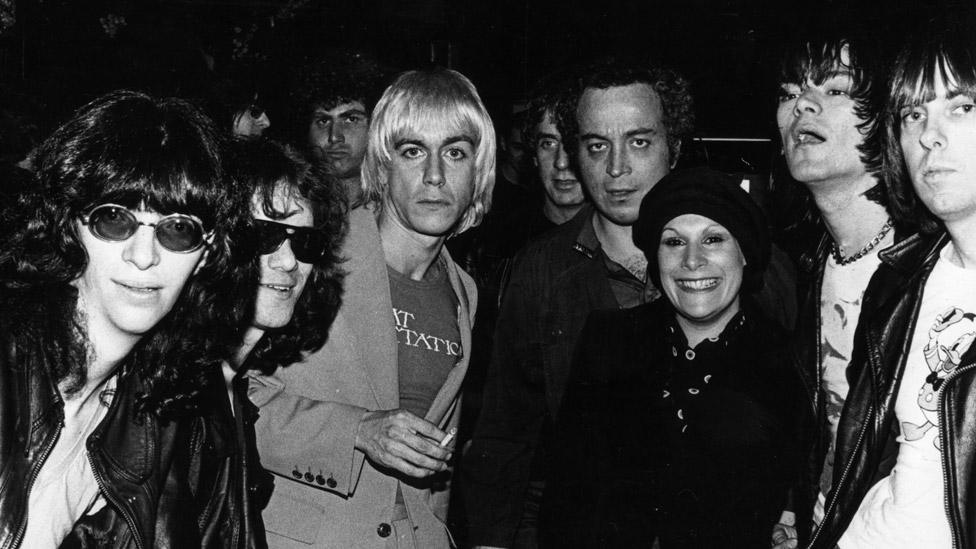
top-left (938, 361), bottom-right (976, 549)
top-left (8, 420), bottom-right (62, 549)
top-left (808, 329), bottom-right (882, 549)
top-left (807, 403), bottom-right (872, 548)
top-left (87, 446), bottom-right (145, 549)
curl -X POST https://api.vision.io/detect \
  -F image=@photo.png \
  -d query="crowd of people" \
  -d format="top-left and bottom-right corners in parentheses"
top-left (3, 9), bottom-right (976, 549)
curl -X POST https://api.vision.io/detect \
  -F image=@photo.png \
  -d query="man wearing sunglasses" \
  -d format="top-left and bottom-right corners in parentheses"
top-left (250, 69), bottom-right (492, 548)
top-left (187, 138), bottom-right (347, 547)
top-left (0, 90), bottom-right (256, 548)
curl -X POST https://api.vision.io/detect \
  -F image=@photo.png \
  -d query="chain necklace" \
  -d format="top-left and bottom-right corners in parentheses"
top-left (831, 218), bottom-right (893, 266)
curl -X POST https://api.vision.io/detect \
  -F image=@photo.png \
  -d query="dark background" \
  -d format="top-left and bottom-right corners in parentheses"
top-left (0, 0), bottom-right (956, 164)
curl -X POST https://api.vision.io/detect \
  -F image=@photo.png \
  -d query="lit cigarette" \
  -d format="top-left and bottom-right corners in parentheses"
top-left (439, 427), bottom-right (457, 447)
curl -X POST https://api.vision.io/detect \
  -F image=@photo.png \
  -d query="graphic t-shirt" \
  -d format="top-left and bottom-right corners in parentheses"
top-left (389, 259), bottom-right (461, 419)
top-left (839, 243), bottom-right (976, 548)
top-left (22, 376), bottom-right (116, 548)
top-left (813, 235), bottom-right (890, 525)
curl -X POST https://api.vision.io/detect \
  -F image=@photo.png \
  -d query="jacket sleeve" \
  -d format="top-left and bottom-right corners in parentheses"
top-left (247, 372), bottom-right (369, 497)
top-left (538, 317), bottom-right (606, 548)
top-left (461, 248), bottom-right (550, 547)
top-left (539, 313), bottom-right (653, 548)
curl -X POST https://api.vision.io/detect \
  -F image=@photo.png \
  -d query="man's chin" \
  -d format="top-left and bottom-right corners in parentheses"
top-left (324, 162), bottom-right (361, 181)
top-left (595, 205), bottom-right (639, 227)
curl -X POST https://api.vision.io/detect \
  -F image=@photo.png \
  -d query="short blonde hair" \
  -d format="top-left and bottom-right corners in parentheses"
top-left (361, 69), bottom-right (496, 235)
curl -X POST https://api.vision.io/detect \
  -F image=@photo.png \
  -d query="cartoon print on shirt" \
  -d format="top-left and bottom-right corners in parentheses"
top-left (903, 307), bottom-right (976, 449)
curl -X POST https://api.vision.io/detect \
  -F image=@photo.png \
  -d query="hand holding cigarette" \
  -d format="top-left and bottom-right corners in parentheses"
top-left (439, 427), bottom-right (458, 447)
top-left (355, 409), bottom-right (455, 478)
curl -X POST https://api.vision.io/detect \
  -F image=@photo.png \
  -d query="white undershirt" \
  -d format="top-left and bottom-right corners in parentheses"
top-left (840, 243), bottom-right (976, 548)
top-left (21, 376), bottom-right (116, 548)
top-left (813, 233), bottom-right (891, 525)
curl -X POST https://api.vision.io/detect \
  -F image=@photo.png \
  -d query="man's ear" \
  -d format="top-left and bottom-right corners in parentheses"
top-left (669, 140), bottom-right (683, 170)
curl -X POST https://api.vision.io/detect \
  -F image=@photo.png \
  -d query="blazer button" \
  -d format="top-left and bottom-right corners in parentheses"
top-left (377, 523), bottom-right (392, 538)
top-left (304, 471), bottom-right (314, 482)
top-left (326, 476), bottom-right (337, 488)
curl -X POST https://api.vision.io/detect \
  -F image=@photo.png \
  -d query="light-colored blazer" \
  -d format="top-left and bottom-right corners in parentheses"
top-left (249, 206), bottom-right (477, 549)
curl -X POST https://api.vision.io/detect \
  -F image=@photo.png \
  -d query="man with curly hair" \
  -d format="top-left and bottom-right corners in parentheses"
top-left (288, 52), bottom-right (387, 203)
top-left (462, 59), bottom-right (695, 549)
top-left (0, 90), bottom-right (256, 548)
top-left (250, 68), bottom-right (491, 548)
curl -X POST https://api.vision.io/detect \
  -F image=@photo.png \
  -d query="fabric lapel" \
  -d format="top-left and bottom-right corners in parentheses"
top-left (345, 206), bottom-right (399, 410)
top-left (424, 246), bottom-right (472, 427)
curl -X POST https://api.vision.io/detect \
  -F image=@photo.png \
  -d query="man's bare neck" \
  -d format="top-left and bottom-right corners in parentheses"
top-left (592, 213), bottom-right (641, 264)
top-left (379, 214), bottom-right (445, 282)
top-left (340, 175), bottom-right (363, 203)
top-left (233, 327), bottom-right (266, 369)
top-left (809, 175), bottom-right (890, 253)
top-left (945, 216), bottom-right (976, 270)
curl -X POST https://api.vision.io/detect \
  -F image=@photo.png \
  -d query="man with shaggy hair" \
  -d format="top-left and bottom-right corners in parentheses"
top-left (770, 16), bottom-right (907, 548)
top-left (0, 90), bottom-right (254, 548)
top-left (194, 137), bottom-right (348, 548)
top-left (251, 68), bottom-right (493, 548)
top-left (808, 15), bottom-right (976, 549)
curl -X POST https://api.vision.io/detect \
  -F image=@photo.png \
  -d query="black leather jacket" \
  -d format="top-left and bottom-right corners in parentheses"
top-left (809, 231), bottom-right (976, 549)
top-left (0, 325), bottom-right (245, 548)
top-left (791, 228), bottom-right (908, 543)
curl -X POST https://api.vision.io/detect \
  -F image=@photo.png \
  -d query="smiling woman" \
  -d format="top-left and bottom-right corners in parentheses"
top-left (540, 167), bottom-right (811, 548)
top-left (636, 168), bottom-right (768, 346)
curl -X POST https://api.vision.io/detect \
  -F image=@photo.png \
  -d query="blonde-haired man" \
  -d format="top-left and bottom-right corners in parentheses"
top-left (250, 68), bottom-right (493, 549)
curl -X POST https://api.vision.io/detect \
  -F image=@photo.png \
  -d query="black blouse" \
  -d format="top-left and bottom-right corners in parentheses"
top-left (540, 299), bottom-right (810, 548)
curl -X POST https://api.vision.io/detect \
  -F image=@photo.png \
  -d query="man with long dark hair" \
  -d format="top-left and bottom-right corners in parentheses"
top-left (0, 90), bottom-right (255, 548)
top-left (194, 137), bottom-right (347, 548)
top-left (770, 14), bottom-right (909, 548)
top-left (809, 14), bottom-right (976, 549)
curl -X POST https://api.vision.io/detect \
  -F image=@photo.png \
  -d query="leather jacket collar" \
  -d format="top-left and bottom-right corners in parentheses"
top-left (808, 230), bottom-right (976, 548)
top-left (0, 333), bottom-right (208, 549)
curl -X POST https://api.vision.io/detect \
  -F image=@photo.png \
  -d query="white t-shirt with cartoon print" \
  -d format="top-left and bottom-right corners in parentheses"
top-left (840, 243), bottom-right (976, 548)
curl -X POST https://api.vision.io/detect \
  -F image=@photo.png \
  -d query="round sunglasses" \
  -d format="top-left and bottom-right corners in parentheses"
top-left (82, 204), bottom-right (208, 253)
top-left (253, 219), bottom-right (326, 263)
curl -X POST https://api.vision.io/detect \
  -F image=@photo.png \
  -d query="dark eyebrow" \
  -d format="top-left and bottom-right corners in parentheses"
top-left (946, 89), bottom-right (976, 101)
top-left (394, 138), bottom-right (425, 149)
top-left (339, 108), bottom-right (368, 118)
top-left (580, 128), bottom-right (657, 141)
top-left (626, 127), bottom-right (657, 138)
top-left (394, 134), bottom-right (475, 149)
top-left (823, 69), bottom-right (854, 78)
top-left (442, 135), bottom-right (475, 146)
top-left (536, 132), bottom-right (560, 141)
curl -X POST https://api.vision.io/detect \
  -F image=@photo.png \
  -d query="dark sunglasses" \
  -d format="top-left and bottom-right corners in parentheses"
top-left (254, 219), bottom-right (326, 263)
top-left (82, 204), bottom-right (208, 253)
top-left (247, 104), bottom-right (266, 119)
